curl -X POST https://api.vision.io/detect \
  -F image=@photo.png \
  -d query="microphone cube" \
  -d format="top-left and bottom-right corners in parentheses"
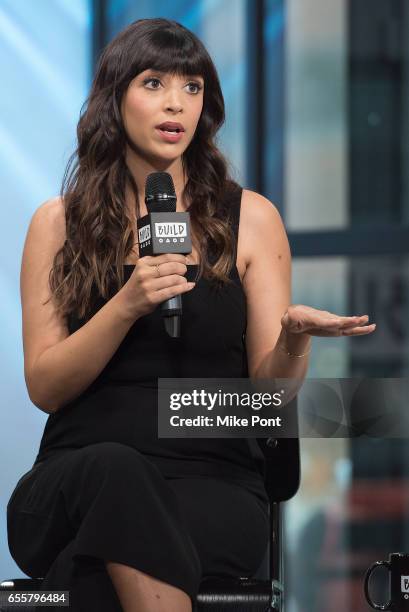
top-left (137, 212), bottom-right (192, 256)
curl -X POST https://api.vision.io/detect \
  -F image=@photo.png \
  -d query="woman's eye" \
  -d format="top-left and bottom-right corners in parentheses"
top-left (144, 78), bottom-right (161, 89)
top-left (187, 82), bottom-right (202, 94)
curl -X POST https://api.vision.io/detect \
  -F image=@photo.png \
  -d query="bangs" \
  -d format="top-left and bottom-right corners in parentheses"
top-left (130, 29), bottom-right (207, 80)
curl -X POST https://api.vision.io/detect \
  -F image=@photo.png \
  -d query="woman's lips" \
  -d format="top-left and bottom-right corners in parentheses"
top-left (155, 128), bottom-right (184, 143)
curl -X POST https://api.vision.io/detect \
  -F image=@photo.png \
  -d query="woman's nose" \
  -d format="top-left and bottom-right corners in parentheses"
top-left (165, 90), bottom-right (183, 112)
top-left (166, 102), bottom-right (183, 112)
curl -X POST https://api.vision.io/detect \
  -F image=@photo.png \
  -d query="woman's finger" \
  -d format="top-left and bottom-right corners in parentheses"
top-left (311, 315), bottom-right (371, 333)
top-left (339, 316), bottom-right (370, 329)
top-left (325, 314), bottom-right (369, 326)
top-left (313, 324), bottom-right (376, 337)
top-left (151, 274), bottom-right (188, 291)
top-left (298, 322), bottom-right (376, 337)
top-left (340, 324), bottom-right (376, 336)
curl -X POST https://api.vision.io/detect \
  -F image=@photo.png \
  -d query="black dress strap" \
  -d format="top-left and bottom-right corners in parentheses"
top-left (228, 186), bottom-right (244, 250)
top-left (207, 184), bottom-right (243, 268)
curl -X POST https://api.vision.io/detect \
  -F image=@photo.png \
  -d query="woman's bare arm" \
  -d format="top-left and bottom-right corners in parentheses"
top-left (240, 189), bottom-right (310, 402)
top-left (21, 197), bottom-right (140, 415)
top-left (241, 188), bottom-right (374, 401)
top-left (22, 198), bottom-right (193, 415)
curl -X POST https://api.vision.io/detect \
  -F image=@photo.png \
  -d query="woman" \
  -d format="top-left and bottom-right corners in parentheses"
top-left (6, 17), bottom-right (375, 612)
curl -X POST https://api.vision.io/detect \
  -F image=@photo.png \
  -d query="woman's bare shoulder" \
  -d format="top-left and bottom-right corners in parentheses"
top-left (240, 188), bottom-right (286, 266)
top-left (33, 195), bottom-right (66, 240)
top-left (241, 188), bottom-right (281, 221)
top-left (37, 195), bottom-right (65, 215)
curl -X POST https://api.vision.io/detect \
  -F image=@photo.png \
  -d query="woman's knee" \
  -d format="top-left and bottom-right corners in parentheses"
top-left (60, 442), bottom-right (162, 519)
top-left (75, 442), bottom-right (154, 479)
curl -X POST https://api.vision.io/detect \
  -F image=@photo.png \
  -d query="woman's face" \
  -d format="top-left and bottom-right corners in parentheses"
top-left (121, 68), bottom-right (204, 163)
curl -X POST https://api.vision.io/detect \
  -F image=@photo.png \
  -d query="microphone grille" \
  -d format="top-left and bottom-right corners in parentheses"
top-left (145, 172), bottom-right (176, 212)
top-left (146, 171), bottom-right (176, 196)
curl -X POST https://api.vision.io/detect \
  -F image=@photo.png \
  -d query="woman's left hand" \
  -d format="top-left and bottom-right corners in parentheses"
top-left (280, 304), bottom-right (376, 337)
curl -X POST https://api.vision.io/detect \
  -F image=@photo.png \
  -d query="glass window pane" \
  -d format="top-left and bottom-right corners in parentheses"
top-left (293, 255), bottom-right (409, 377)
top-left (287, 437), bottom-right (409, 612)
top-left (285, 0), bottom-right (409, 231)
top-left (285, 0), bottom-right (348, 230)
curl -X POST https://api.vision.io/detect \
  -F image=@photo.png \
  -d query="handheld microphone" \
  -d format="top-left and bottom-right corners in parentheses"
top-left (137, 172), bottom-right (192, 338)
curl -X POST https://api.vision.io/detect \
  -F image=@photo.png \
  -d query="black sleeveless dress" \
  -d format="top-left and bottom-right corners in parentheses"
top-left (33, 185), bottom-right (267, 498)
top-left (7, 185), bottom-right (270, 609)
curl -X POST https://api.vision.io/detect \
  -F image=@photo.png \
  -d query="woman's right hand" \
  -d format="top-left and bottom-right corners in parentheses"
top-left (121, 253), bottom-right (196, 319)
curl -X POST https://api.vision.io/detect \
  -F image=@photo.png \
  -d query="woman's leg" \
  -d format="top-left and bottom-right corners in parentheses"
top-left (7, 443), bottom-right (202, 611)
top-left (106, 561), bottom-right (192, 612)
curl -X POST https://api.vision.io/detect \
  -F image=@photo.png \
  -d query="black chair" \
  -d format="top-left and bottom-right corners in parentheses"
top-left (1, 435), bottom-right (300, 611)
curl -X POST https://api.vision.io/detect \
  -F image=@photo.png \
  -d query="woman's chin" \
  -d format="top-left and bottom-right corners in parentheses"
top-left (149, 147), bottom-right (185, 164)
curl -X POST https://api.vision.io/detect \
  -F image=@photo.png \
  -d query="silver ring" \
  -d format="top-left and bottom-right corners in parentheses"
top-left (155, 264), bottom-right (161, 278)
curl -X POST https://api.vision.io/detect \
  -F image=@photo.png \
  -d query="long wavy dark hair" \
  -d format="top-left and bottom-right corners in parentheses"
top-left (47, 17), bottom-right (241, 321)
